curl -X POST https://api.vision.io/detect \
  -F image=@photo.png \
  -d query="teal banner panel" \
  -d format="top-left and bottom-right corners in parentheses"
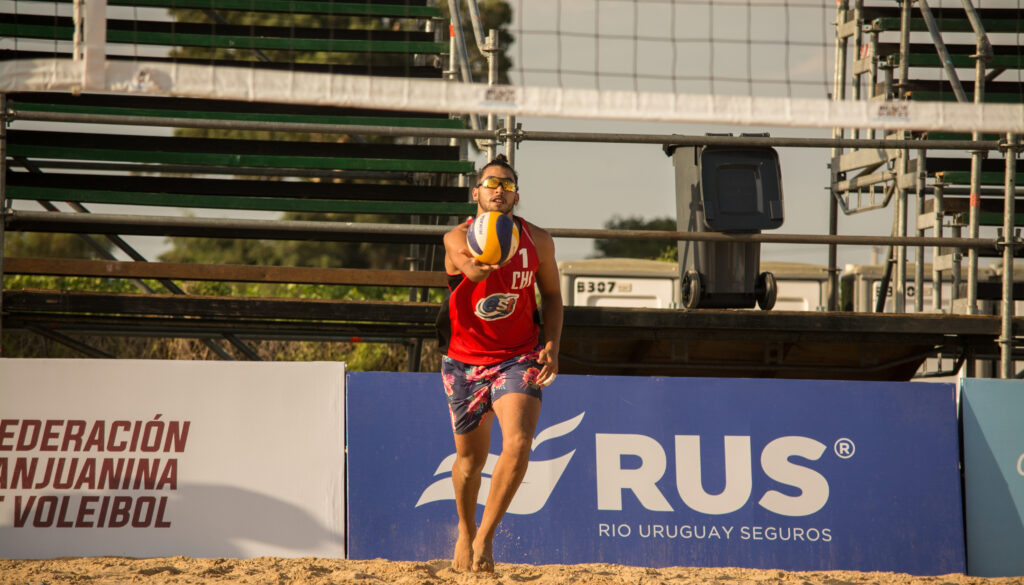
top-left (962, 378), bottom-right (1024, 577)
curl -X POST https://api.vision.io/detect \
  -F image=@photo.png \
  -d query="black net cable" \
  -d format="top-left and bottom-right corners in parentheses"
top-left (595, 0), bottom-right (601, 90)
top-left (746, 0), bottom-right (752, 97)
top-left (633, 0), bottom-right (639, 93)
top-left (556, 0), bottom-right (563, 88)
top-left (784, 0), bottom-right (791, 97)
top-left (506, 0), bottom-right (838, 98)
top-left (708, 0), bottom-right (715, 95)
top-left (671, 0), bottom-right (678, 94)
top-left (819, 0), bottom-right (829, 97)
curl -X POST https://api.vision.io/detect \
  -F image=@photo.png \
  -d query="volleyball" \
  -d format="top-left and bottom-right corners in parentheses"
top-left (467, 211), bottom-right (520, 265)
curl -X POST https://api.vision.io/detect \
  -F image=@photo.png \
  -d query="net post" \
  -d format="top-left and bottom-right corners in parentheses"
top-left (827, 191), bottom-right (839, 312)
top-left (967, 156), bottom-right (983, 316)
top-left (950, 185), bottom-right (963, 308)
top-left (998, 134), bottom-right (1018, 378)
top-left (890, 0), bottom-right (913, 314)
top-left (965, 9), bottom-right (991, 317)
top-left (867, 28), bottom-right (879, 139)
top-left (931, 183), bottom-right (944, 312)
top-left (895, 169), bottom-right (908, 313)
top-left (828, 0), bottom-right (849, 311)
top-left (915, 147), bottom-right (926, 313)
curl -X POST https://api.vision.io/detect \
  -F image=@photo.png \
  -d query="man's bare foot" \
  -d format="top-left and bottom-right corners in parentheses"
top-left (451, 535), bottom-right (473, 572)
top-left (471, 540), bottom-right (494, 573)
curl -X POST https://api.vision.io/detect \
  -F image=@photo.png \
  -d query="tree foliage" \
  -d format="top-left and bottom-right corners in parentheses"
top-left (592, 215), bottom-right (678, 260)
top-left (4, 232), bottom-right (111, 259)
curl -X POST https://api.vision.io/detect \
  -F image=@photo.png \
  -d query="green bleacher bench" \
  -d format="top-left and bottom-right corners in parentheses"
top-left (46, 0), bottom-right (443, 18)
top-left (902, 79), bottom-right (1024, 105)
top-left (877, 43), bottom-right (1024, 70)
top-left (4, 257), bottom-right (448, 288)
top-left (923, 196), bottom-right (1024, 228)
top-left (838, 4), bottom-right (1015, 38)
top-left (5, 92), bottom-right (475, 217)
top-left (0, 13), bottom-right (446, 54)
top-left (5, 210), bottom-right (451, 245)
top-left (2, 289), bottom-right (440, 328)
top-left (4, 93), bottom-right (476, 238)
top-left (6, 92), bottom-right (466, 129)
top-left (7, 129), bottom-right (472, 172)
top-left (6, 126), bottom-right (476, 218)
top-left (0, 49), bottom-right (444, 77)
top-left (866, 8), bottom-right (1024, 34)
top-left (5, 171), bottom-right (475, 216)
top-left (908, 157), bottom-right (1024, 187)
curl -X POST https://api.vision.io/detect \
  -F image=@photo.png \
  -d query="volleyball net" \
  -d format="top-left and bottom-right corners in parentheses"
top-left (2, 0), bottom-right (1024, 133)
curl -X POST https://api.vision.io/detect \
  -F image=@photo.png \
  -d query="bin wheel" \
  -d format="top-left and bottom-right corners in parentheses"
top-left (756, 271), bottom-right (777, 311)
top-left (682, 270), bottom-right (702, 310)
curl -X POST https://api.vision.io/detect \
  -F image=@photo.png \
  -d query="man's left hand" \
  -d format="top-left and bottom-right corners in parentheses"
top-left (537, 341), bottom-right (559, 386)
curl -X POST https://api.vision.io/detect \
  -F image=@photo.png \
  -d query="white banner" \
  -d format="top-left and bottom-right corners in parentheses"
top-left (0, 359), bottom-right (346, 559)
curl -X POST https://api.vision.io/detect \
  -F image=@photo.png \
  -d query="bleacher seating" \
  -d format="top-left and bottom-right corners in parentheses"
top-left (1, 0), bottom-right (475, 362)
top-left (832, 1), bottom-right (1024, 307)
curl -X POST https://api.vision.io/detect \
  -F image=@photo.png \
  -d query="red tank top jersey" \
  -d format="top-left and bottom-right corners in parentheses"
top-left (445, 217), bottom-right (540, 365)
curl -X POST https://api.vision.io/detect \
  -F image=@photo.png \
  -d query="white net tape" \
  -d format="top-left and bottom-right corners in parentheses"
top-left (3, 56), bottom-right (1024, 132)
top-left (3, 0), bottom-right (1024, 133)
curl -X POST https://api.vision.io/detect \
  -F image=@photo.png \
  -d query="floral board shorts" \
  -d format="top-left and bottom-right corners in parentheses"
top-left (441, 347), bottom-right (544, 435)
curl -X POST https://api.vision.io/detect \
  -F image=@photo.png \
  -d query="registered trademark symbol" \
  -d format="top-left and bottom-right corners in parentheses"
top-left (834, 438), bottom-right (856, 459)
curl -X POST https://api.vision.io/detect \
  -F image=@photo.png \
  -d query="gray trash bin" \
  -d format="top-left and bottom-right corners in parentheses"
top-left (665, 139), bottom-right (784, 310)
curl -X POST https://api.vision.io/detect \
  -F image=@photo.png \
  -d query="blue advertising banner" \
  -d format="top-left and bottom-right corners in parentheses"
top-left (347, 373), bottom-right (964, 574)
top-left (962, 378), bottom-right (1024, 577)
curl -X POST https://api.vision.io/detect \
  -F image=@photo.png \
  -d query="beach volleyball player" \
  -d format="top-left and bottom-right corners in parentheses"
top-left (436, 154), bottom-right (563, 572)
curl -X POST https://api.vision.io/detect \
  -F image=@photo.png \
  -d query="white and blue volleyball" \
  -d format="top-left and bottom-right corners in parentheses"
top-left (467, 211), bottom-right (520, 265)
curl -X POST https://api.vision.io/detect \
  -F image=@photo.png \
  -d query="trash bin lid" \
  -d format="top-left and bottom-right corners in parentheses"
top-left (699, 146), bottom-right (784, 232)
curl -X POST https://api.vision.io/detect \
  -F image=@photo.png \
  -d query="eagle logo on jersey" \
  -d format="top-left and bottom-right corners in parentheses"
top-left (475, 293), bottom-right (518, 321)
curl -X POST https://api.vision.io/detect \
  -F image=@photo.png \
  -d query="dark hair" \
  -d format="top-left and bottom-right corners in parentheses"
top-left (476, 153), bottom-right (519, 186)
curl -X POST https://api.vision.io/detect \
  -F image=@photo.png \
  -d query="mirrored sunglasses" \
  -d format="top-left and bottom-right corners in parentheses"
top-left (477, 177), bottom-right (517, 192)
